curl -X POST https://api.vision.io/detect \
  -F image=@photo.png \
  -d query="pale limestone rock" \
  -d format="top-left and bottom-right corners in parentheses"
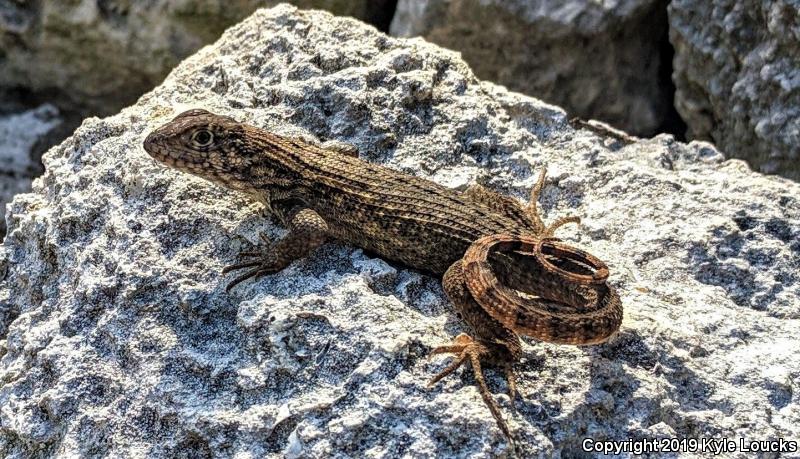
top-left (1, 5), bottom-right (799, 458)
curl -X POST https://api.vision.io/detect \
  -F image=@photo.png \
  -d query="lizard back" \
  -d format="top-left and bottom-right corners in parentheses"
top-left (144, 110), bottom-right (527, 274)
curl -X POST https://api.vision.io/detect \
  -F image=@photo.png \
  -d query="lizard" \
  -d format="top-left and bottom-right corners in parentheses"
top-left (142, 109), bottom-right (623, 442)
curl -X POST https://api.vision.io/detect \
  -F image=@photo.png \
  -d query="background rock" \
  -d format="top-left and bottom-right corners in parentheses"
top-left (391, 0), bottom-right (681, 137)
top-left (0, 0), bottom-right (395, 118)
top-left (2, 4), bottom-right (799, 458)
top-left (669, 0), bottom-right (800, 179)
top-left (0, 104), bottom-right (62, 238)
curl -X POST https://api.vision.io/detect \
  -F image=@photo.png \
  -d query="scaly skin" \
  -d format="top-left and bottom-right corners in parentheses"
top-left (143, 109), bottom-right (623, 442)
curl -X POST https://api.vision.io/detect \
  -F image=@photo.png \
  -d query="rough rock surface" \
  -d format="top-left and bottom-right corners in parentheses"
top-left (391, 0), bottom-right (676, 137)
top-left (669, 0), bottom-right (800, 180)
top-left (0, 105), bottom-right (62, 238)
top-left (2, 5), bottom-right (800, 458)
top-left (0, 0), bottom-right (392, 117)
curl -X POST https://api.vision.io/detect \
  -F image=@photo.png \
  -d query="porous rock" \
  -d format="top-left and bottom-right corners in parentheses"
top-left (1, 5), bottom-right (799, 458)
top-left (391, 0), bottom-right (675, 136)
top-left (669, 0), bottom-right (800, 179)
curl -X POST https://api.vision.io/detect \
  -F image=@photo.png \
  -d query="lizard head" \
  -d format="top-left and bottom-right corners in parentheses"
top-left (143, 109), bottom-right (254, 190)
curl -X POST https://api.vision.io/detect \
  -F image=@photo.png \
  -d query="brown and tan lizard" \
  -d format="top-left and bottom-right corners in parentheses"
top-left (143, 109), bottom-right (623, 441)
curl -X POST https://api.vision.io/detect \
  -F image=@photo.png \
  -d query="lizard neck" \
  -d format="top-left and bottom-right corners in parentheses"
top-left (215, 128), bottom-right (317, 195)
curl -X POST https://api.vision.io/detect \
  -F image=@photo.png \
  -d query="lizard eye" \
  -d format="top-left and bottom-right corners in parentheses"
top-left (191, 129), bottom-right (214, 148)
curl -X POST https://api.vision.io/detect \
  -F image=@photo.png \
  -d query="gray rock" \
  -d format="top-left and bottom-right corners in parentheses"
top-left (390, 0), bottom-right (675, 137)
top-left (2, 4), bottom-right (799, 458)
top-left (669, 0), bottom-right (800, 180)
top-left (0, 104), bottom-right (62, 238)
top-left (0, 0), bottom-right (391, 117)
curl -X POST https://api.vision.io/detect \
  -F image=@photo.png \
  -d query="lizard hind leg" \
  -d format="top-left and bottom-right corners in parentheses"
top-left (461, 169), bottom-right (581, 237)
top-left (543, 215), bottom-right (581, 238)
top-left (526, 166), bottom-right (549, 231)
top-left (428, 260), bottom-right (523, 441)
top-left (527, 166), bottom-right (582, 237)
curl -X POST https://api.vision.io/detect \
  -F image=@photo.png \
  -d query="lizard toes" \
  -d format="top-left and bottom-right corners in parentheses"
top-left (222, 255), bottom-right (283, 291)
top-left (427, 335), bottom-right (516, 441)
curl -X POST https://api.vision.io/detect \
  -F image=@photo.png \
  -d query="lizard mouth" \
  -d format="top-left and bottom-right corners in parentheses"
top-left (142, 131), bottom-right (193, 170)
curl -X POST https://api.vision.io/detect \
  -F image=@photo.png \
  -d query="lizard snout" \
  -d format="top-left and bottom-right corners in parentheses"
top-left (143, 130), bottom-right (173, 163)
top-left (143, 131), bottom-right (163, 154)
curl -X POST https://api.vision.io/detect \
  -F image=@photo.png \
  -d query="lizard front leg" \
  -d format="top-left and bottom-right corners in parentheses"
top-left (223, 206), bottom-right (328, 291)
top-left (429, 259), bottom-right (522, 441)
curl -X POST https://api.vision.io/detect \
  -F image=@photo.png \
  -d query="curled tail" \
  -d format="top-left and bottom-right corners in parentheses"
top-left (462, 234), bottom-right (623, 345)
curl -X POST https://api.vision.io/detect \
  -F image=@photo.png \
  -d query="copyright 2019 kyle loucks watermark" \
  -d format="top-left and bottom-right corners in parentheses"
top-left (582, 437), bottom-right (798, 455)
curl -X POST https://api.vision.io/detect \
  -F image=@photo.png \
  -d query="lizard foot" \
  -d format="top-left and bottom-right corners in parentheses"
top-left (527, 166), bottom-right (582, 237)
top-left (222, 235), bottom-right (282, 292)
top-left (222, 209), bottom-right (328, 292)
top-left (428, 333), bottom-right (515, 440)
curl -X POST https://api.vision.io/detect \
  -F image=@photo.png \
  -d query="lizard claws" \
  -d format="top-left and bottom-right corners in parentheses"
top-left (223, 235), bottom-right (281, 291)
top-left (223, 261), bottom-right (282, 291)
top-left (223, 261), bottom-right (281, 292)
top-left (428, 333), bottom-right (515, 440)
